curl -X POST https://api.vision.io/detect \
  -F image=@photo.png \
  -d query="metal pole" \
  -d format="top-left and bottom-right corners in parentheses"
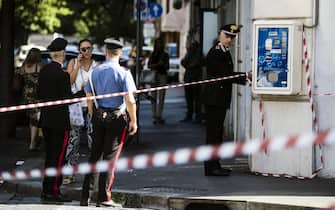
top-left (135, 0), bottom-right (143, 143)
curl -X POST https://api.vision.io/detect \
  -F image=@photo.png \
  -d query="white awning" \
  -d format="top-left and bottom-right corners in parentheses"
top-left (161, 8), bottom-right (186, 32)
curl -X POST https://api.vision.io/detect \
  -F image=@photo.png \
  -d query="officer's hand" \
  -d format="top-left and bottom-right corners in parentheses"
top-left (128, 120), bottom-right (138, 135)
top-left (247, 71), bottom-right (252, 81)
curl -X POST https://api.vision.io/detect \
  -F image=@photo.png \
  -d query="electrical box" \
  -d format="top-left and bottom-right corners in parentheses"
top-left (252, 20), bottom-right (303, 95)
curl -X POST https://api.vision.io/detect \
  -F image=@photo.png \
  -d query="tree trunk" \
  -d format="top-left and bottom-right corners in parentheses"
top-left (0, 0), bottom-right (15, 141)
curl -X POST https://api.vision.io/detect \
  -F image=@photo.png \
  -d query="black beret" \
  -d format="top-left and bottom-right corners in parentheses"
top-left (47, 38), bottom-right (67, 52)
top-left (220, 24), bottom-right (241, 36)
top-left (104, 38), bottom-right (124, 50)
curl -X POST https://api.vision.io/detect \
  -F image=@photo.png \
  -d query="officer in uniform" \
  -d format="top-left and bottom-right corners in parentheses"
top-left (80, 38), bottom-right (137, 207)
top-left (203, 24), bottom-right (252, 176)
top-left (37, 37), bottom-right (73, 202)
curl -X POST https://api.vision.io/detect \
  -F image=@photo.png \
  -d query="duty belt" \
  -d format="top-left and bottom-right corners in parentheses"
top-left (95, 107), bottom-right (123, 121)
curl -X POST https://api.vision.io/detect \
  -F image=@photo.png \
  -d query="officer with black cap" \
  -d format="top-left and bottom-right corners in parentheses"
top-left (37, 37), bottom-right (73, 202)
top-left (80, 38), bottom-right (137, 207)
top-left (202, 24), bottom-right (252, 176)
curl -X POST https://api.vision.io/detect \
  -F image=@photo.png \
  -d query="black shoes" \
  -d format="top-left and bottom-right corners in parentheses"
top-left (205, 168), bottom-right (232, 176)
top-left (41, 192), bottom-right (72, 202)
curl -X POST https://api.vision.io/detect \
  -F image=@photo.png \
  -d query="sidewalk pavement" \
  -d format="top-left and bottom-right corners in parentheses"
top-left (1, 87), bottom-right (335, 210)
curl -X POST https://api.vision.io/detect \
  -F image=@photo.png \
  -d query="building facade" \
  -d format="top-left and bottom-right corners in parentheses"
top-left (176, 0), bottom-right (334, 178)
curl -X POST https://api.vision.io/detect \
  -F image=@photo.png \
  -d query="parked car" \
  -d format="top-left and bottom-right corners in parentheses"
top-left (121, 46), bottom-right (153, 68)
top-left (40, 49), bottom-right (105, 69)
top-left (14, 44), bottom-right (46, 69)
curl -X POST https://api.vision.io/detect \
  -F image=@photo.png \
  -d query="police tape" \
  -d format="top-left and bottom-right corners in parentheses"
top-left (0, 74), bottom-right (244, 113)
top-left (1, 129), bottom-right (334, 181)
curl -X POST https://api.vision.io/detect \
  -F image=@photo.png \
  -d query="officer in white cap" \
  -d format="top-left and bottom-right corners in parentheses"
top-left (202, 24), bottom-right (252, 176)
top-left (80, 38), bottom-right (137, 207)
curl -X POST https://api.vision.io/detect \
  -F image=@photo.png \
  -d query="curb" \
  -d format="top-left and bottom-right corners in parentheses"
top-left (2, 180), bottom-right (171, 209)
top-left (2, 181), bottom-right (322, 210)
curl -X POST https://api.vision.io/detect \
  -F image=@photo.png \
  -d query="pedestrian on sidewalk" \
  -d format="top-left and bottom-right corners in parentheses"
top-left (37, 38), bottom-right (74, 202)
top-left (80, 38), bottom-right (137, 207)
top-left (180, 40), bottom-right (204, 123)
top-left (202, 24), bottom-right (252, 176)
top-left (148, 37), bottom-right (169, 124)
top-left (17, 48), bottom-right (44, 150)
top-left (63, 39), bottom-right (97, 185)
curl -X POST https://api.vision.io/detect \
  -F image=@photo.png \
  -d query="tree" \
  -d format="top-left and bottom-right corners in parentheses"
top-left (61, 0), bottom-right (136, 45)
top-left (14, 0), bottom-right (72, 45)
top-left (13, 0), bottom-right (137, 46)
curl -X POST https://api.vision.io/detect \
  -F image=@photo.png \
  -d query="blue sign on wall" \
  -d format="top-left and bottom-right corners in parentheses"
top-left (149, 3), bottom-right (163, 18)
top-left (256, 27), bottom-right (289, 88)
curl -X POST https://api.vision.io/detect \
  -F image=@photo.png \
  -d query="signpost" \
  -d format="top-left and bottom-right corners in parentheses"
top-left (134, 0), bottom-right (150, 21)
top-left (134, 1), bottom-right (163, 21)
top-left (149, 2), bottom-right (163, 18)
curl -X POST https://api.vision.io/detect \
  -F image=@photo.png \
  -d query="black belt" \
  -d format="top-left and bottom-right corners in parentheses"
top-left (95, 107), bottom-right (123, 122)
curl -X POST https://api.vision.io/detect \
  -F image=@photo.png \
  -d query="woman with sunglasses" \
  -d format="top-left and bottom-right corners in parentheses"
top-left (64, 39), bottom-right (98, 184)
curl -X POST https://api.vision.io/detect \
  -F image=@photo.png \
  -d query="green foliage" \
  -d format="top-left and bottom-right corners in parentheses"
top-left (63, 0), bottom-right (136, 45)
top-left (15, 0), bottom-right (72, 34)
top-left (13, 0), bottom-right (136, 45)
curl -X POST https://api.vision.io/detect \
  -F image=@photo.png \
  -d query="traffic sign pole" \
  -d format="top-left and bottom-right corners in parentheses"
top-left (136, 0), bottom-right (143, 143)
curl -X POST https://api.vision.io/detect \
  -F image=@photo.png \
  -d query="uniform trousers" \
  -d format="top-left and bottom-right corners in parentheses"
top-left (42, 127), bottom-right (69, 195)
top-left (81, 109), bottom-right (127, 203)
top-left (204, 105), bottom-right (227, 172)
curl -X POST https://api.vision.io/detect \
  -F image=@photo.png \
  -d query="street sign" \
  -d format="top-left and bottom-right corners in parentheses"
top-left (133, 0), bottom-right (150, 21)
top-left (149, 2), bottom-right (163, 18)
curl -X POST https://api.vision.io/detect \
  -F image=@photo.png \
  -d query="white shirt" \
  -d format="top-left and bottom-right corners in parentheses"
top-left (72, 59), bottom-right (97, 107)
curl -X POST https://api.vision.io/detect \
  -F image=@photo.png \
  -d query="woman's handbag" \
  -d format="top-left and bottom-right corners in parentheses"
top-left (69, 102), bottom-right (84, 127)
top-left (69, 84), bottom-right (84, 127)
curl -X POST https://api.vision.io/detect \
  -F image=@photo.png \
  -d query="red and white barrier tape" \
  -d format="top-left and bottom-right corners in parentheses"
top-left (258, 101), bottom-right (267, 154)
top-left (303, 28), bottom-right (324, 175)
top-left (0, 74), bottom-right (243, 113)
top-left (303, 29), bottom-right (318, 130)
top-left (1, 130), bottom-right (334, 181)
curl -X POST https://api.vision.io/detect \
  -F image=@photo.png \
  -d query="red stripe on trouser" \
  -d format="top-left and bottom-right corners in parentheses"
top-left (53, 130), bottom-right (69, 195)
top-left (106, 127), bottom-right (127, 201)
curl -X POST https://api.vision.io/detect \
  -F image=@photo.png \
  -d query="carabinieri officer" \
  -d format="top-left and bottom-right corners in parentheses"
top-left (37, 37), bottom-right (73, 202)
top-left (203, 24), bottom-right (252, 176)
top-left (80, 38), bottom-right (137, 207)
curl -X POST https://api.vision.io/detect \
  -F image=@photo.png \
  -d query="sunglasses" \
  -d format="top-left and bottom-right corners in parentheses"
top-left (80, 47), bottom-right (93, 53)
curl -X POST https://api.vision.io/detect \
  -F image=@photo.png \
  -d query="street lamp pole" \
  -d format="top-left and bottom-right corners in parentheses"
top-left (135, 0), bottom-right (143, 143)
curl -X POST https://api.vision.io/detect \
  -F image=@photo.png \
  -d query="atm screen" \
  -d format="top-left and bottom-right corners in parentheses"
top-left (256, 27), bottom-right (289, 88)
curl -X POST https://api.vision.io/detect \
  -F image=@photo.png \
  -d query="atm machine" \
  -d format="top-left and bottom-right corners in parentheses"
top-left (252, 20), bottom-right (303, 95)
top-left (250, 19), bottom-right (316, 177)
